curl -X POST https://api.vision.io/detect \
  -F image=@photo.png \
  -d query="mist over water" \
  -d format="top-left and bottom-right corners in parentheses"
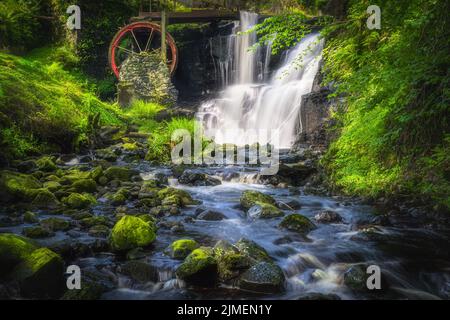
top-left (198, 12), bottom-right (324, 148)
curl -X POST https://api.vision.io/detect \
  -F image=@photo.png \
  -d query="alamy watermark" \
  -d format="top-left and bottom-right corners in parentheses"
top-left (367, 5), bottom-right (381, 30)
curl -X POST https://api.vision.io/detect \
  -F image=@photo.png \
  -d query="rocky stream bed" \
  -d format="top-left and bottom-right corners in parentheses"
top-left (1, 127), bottom-right (449, 300)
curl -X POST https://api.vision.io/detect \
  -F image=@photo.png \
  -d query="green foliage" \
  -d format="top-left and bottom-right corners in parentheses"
top-left (248, 13), bottom-right (310, 55)
top-left (146, 117), bottom-right (200, 163)
top-left (0, 0), bottom-right (52, 51)
top-left (0, 51), bottom-right (123, 163)
top-left (321, 0), bottom-right (450, 207)
top-left (51, 0), bottom-right (140, 77)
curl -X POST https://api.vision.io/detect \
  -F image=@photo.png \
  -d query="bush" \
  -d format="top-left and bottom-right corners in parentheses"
top-left (0, 51), bottom-right (123, 163)
top-left (321, 0), bottom-right (450, 208)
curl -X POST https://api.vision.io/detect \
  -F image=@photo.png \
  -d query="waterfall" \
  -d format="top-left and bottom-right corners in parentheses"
top-left (199, 12), bottom-right (324, 149)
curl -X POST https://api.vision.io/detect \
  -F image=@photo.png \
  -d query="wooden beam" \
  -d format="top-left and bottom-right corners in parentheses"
top-left (133, 10), bottom-right (242, 23)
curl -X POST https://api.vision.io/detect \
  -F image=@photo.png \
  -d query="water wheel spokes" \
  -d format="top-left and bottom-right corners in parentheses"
top-left (109, 21), bottom-right (178, 79)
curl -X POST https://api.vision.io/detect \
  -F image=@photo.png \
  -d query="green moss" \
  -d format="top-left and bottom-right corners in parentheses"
top-left (158, 187), bottom-right (196, 207)
top-left (240, 190), bottom-right (276, 211)
top-left (71, 179), bottom-right (97, 193)
top-left (109, 215), bottom-right (156, 252)
top-left (36, 156), bottom-right (57, 172)
top-left (0, 51), bottom-right (124, 162)
top-left (63, 193), bottom-right (96, 209)
top-left (0, 170), bottom-right (41, 202)
top-left (235, 238), bottom-right (272, 264)
top-left (23, 211), bottom-right (38, 223)
top-left (169, 239), bottom-right (199, 260)
top-left (31, 189), bottom-right (59, 208)
top-left (122, 142), bottom-right (139, 151)
top-left (22, 226), bottom-right (53, 239)
top-left (11, 247), bottom-right (64, 298)
top-left (40, 217), bottom-right (71, 231)
top-left (0, 233), bottom-right (37, 275)
top-left (249, 202), bottom-right (284, 219)
top-left (175, 247), bottom-right (217, 282)
top-left (104, 166), bottom-right (136, 182)
top-left (279, 214), bottom-right (316, 235)
top-left (80, 216), bottom-right (109, 228)
top-left (43, 180), bottom-right (62, 192)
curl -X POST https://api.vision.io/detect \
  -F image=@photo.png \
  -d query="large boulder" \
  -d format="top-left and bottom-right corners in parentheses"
top-left (238, 262), bottom-right (285, 294)
top-left (279, 214), bottom-right (316, 235)
top-left (11, 248), bottom-right (64, 298)
top-left (109, 215), bottom-right (156, 252)
top-left (176, 247), bottom-right (217, 286)
top-left (240, 190), bottom-right (276, 211)
top-left (0, 234), bottom-right (36, 275)
top-left (0, 171), bottom-right (41, 202)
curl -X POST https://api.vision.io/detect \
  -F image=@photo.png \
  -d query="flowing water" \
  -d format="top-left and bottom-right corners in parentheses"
top-left (198, 12), bottom-right (324, 148)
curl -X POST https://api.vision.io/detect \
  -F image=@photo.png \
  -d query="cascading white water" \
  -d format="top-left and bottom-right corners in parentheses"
top-left (198, 12), bottom-right (324, 149)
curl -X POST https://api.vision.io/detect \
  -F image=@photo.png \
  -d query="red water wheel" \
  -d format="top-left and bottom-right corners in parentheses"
top-left (109, 21), bottom-right (178, 79)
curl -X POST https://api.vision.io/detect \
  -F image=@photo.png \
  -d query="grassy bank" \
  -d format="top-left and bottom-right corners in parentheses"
top-left (0, 48), bottom-right (124, 163)
top-left (321, 0), bottom-right (449, 208)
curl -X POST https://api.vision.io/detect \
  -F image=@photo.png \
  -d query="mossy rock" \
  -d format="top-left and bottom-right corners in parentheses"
top-left (107, 188), bottom-right (130, 205)
top-left (0, 234), bottom-right (37, 275)
top-left (40, 217), bottom-right (71, 231)
top-left (240, 190), bottom-right (276, 211)
top-left (120, 260), bottom-right (158, 283)
top-left (60, 169), bottom-right (92, 185)
top-left (62, 280), bottom-right (107, 300)
top-left (10, 247), bottom-right (64, 298)
top-left (109, 215), bottom-right (156, 252)
top-left (88, 225), bottom-right (110, 238)
top-left (71, 179), bottom-right (97, 193)
top-left (238, 262), bottom-right (285, 294)
top-left (104, 166), bottom-right (137, 182)
top-left (95, 148), bottom-right (119, 162)
top-left (63, 193), bottom-right (96, 209)
top-left (168, 239), bottom-right (199, 260)
top-left (31, 189), bottom-right (59, 208)
top-left (248, 202), bottom-right (284, 219)
top-left (279, 214), bottom-right (316, 235)
top-left (43, 181), bottom-right (62, 192)
top-left (213, 241), bottom-right (251, 281)
top-left (23, 211), bottom-right (39, 223)
top-left (122, 142), bottom-right (139, 151)
top-left (176, 247), bottom-right (217, 286)
top-left (80, 216), bottom-right (110, 228)
top-left (22, 226), bottom-right (54, 239)
top-left (235, 238), bottom-right (272, 264)
top-left (158, 187), bottom-right (196, 207)
top-left (0, 170), bottom-right (41, 202)
top-left (90, 166), bottom-right (103, 182)
top-left (36, 156), bottom-right (57, 172)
